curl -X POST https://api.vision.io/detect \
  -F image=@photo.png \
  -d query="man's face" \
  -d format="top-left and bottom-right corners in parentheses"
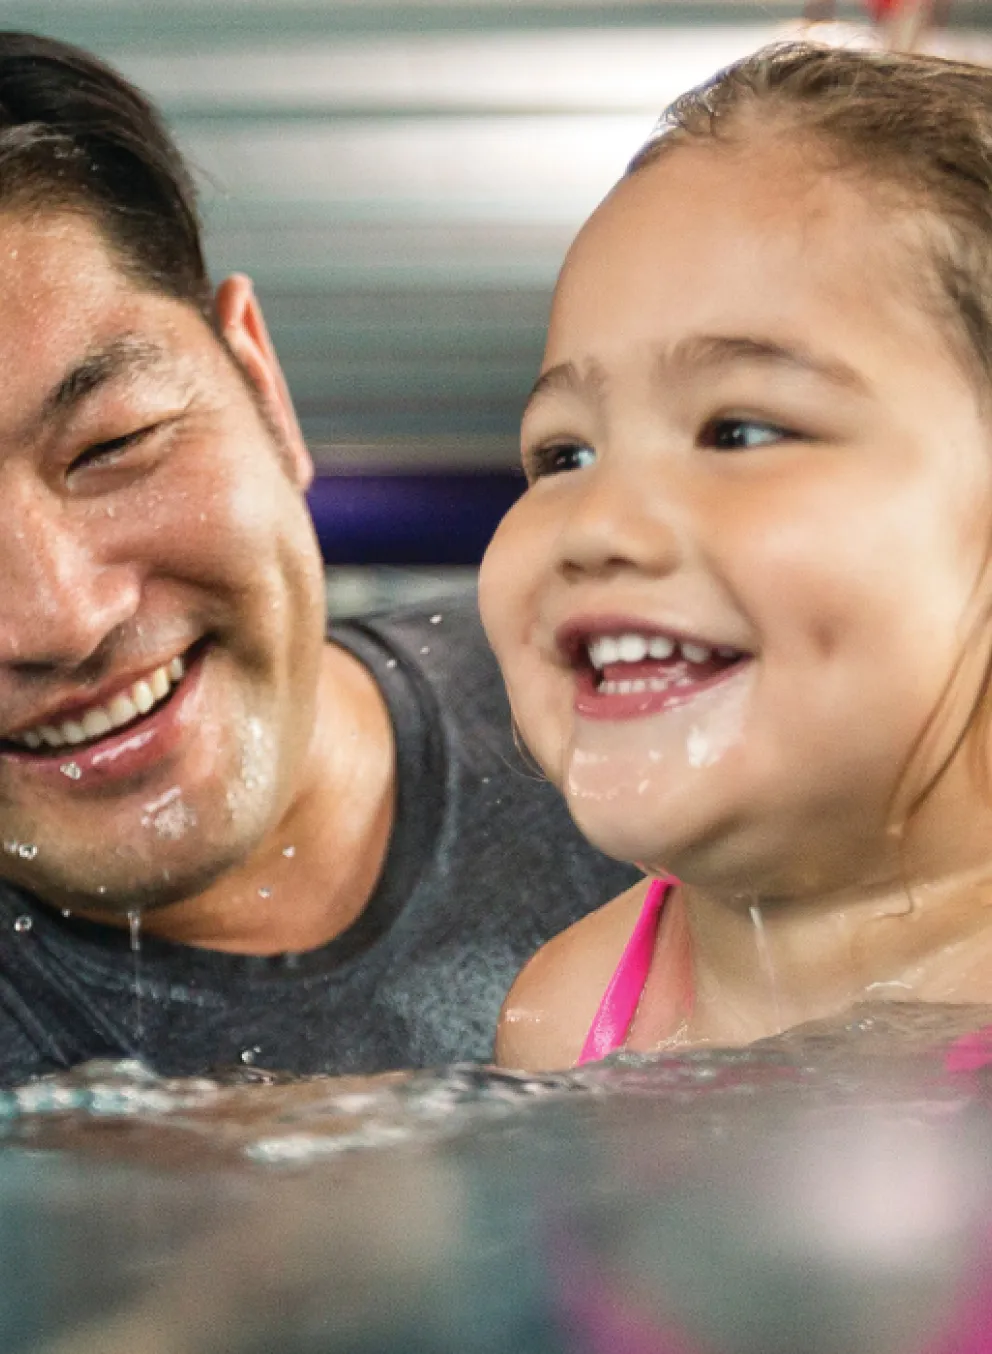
top-left (0, 210), bottom-right (325, 913)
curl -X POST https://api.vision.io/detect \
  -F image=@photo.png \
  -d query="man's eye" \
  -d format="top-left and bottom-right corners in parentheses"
top-left (70, 426), bottom-right (155, 474)
top-left (703, 418), bottom-right (792, 452)
top-left (525, 441), bottom-right (596, 479)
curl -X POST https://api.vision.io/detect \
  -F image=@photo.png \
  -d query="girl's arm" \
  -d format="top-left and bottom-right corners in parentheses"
top-left (494, 881), bottom-right (651, 1071)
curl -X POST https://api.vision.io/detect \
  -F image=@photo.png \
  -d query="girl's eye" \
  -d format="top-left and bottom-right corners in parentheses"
top-left (525, 441), bottom-right (596, 480)
top-left (703, 418), bottom-right (792, 452)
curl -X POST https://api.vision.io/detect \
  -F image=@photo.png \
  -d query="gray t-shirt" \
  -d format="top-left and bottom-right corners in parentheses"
top-left (0, 601), bottom-right (638, 1084)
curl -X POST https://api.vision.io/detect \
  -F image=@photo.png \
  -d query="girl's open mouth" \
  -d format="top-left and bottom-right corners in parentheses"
top-left (572, 630), bottom-right (750, 720)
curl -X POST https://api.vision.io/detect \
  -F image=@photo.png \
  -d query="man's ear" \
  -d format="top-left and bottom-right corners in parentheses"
top-left (214, 274), bottom-right (313, 489)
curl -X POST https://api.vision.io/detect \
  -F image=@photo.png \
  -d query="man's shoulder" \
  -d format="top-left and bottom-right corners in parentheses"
top-left (330, 594), bottom-right (507, 720)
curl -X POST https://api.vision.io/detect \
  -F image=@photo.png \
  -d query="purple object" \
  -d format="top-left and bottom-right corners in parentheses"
top-left (305, 472), bottom-right (526, 566)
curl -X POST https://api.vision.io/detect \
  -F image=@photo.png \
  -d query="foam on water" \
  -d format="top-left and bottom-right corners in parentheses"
top-left (3, 1001), bottom-right (991, 1167)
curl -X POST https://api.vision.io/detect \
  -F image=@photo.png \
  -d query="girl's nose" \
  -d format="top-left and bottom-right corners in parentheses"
top-left (555, 457), bottom-right (684, 583)
top-left (0, 482), bottom-right (140, 668)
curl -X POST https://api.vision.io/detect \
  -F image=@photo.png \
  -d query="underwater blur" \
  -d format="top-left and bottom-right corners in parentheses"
top-left (4, 1003), bottom-right (992, 1354)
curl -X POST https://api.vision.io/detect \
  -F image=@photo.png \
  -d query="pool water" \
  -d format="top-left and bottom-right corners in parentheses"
top-left (4, 1001), bottom-right (992, 1354)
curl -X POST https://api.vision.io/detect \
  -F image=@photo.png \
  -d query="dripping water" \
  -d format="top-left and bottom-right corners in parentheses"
top-left (749, 901), bottom-right (784, 1033)
top-left (128, 909), bottom-right (143, 1048)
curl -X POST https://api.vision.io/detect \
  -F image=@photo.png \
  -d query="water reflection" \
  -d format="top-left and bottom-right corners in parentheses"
top-left (3, 1003), bottom-right (992, 1353)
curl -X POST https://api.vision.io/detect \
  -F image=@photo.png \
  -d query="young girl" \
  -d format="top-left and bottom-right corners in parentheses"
top-left (479, 40), bottom-right (992, 1071)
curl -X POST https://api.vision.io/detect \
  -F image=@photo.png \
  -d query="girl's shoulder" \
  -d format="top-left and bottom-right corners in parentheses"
top-left (494, 876), bottom-right (652, 1071)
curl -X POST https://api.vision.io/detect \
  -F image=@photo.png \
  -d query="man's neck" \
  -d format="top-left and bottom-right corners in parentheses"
top-left (123, 642), bottom-right (395, 955)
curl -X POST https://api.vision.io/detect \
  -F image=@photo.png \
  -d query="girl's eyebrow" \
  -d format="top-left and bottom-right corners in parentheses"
top-left (523, 334), bottom-right (870, 416)
top-left (664, 335), bottom-right (871, 395)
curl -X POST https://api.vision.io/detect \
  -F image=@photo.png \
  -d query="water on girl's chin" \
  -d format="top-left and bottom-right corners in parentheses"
top-left (564, 673), bottom-right (751, 861)
top-left (3, 1003), bottom-right (992, 1353)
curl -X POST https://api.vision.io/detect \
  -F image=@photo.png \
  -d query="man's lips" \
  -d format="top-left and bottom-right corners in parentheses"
top-left (0, 646), bottom-right (207, 786)
top-left (2, 643), bottom-right (203, 756)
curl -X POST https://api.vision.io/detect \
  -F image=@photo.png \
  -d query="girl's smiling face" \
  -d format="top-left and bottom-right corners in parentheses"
top-left (479, 137), bottom-right (992, 896)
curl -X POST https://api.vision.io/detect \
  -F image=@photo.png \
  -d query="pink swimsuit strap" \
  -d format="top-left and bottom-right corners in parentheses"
top-left (577, 876), bottom-right (676, 1065)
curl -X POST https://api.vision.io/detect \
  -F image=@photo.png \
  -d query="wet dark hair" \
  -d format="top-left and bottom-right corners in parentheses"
top-left (0, 31), bottom-right (211, 317)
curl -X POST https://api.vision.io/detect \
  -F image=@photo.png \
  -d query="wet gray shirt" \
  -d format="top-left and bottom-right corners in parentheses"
top-left (0, 602), bottom-right (637, 1085)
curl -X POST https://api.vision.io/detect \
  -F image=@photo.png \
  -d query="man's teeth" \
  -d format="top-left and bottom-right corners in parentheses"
top-left (13, 656), bottom-right (185, 750)
top-left (587, 632), bottom-right (724, 671)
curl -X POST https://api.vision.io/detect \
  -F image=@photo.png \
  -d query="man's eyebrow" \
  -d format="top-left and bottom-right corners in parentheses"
top-left (661, 334), bottom-right (871, 394)
top-left (41, 335), bottom-right (173, 423)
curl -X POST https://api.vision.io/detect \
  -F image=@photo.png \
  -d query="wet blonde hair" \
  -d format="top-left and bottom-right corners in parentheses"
top-left (630, 41), bottom-right (992, 390)
top-left (630, 41), bottom-right (992, 824)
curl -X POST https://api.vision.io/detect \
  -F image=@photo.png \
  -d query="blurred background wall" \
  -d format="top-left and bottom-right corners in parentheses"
top-left (0, 1), bottom-right (989, 610)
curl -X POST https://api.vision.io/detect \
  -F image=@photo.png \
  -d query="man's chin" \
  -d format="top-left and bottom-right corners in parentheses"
top-left (32, 846), bottom-right (248, 925)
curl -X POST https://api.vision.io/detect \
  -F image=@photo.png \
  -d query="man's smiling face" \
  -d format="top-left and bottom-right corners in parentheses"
top-left (0, 209), bottom-right (326, 913)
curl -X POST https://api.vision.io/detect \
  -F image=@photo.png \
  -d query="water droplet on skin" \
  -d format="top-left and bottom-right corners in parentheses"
top-left (17, 843), bottom-right (37, 860)
top-left (97, 885), bottom-right (107, 896)
top-left (240, 1046), bottom-right (261, 1065)
top-left (385, 658), bottom-right (398, 670)
top-left (258, 886), bottom-right (272, 899)
top-left (282, 845), bottom-right (295, 858)
top-left (13, 915), bottom-right (31, 933)
top-left (430, 614), bottom-right (443, 625)
top-left (59, 762), bottom-right (82, 780)
top-left (420, 646), bottom-right (430, 656)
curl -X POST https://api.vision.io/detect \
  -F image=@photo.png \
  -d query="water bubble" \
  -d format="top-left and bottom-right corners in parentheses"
top-left (385, 658), bottom-right (398, 670)
top-left (481, 776), bottom-right (490, 785)
top-left (13, 915), bottom-right (31, 934)
top-left (59, 762), bottom-right (82, 780)
top-left (61, 909), bottom-right (71, 919)
top-left (420, 646), bottom-right (430, 656)
top-left (240, 1047), bottom-right (261, 1065)
top-left (17, 843), bottom-right (37, 860)
top-left (282, 845), bottom-right (296, 859)
top-left (430, 613), bottom-right (443, 625)
top-left (258, 886), bottom-right (272, 900)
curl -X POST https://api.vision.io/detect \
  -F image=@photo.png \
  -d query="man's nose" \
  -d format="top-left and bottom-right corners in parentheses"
top-left (0, 483), bottom-right (140, 668)
top-left (555, 454), bottom-right (685, 583)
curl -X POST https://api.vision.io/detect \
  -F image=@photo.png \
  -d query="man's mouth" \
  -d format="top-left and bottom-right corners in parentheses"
top-left (5, 653), bottom-right (191, 754)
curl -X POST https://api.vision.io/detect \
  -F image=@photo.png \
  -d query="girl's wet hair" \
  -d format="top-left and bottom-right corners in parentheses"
top-left (628, 41), bottom-right (992, 390)
top-left (0, 31), bottom-right (211, 319)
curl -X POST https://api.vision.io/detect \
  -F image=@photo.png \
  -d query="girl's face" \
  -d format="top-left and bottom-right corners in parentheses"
top-left (479, 138), bottom-right (992, 895)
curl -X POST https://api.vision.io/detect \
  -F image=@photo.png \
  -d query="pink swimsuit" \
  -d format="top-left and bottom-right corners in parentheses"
top-left (577, 876), bottom-right (675, 1065)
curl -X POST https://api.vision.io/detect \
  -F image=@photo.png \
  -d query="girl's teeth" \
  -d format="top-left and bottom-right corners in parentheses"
top-left (617, 634), bottom-right (648, 663)
top-left (681, 642), bottom-right (712, 664)
top-left (588, 632), bottom-right (716, 670)
top-left (13, 655), bottom-right (187, 751)
top-left (589, 637), bottom-right (621, 668)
